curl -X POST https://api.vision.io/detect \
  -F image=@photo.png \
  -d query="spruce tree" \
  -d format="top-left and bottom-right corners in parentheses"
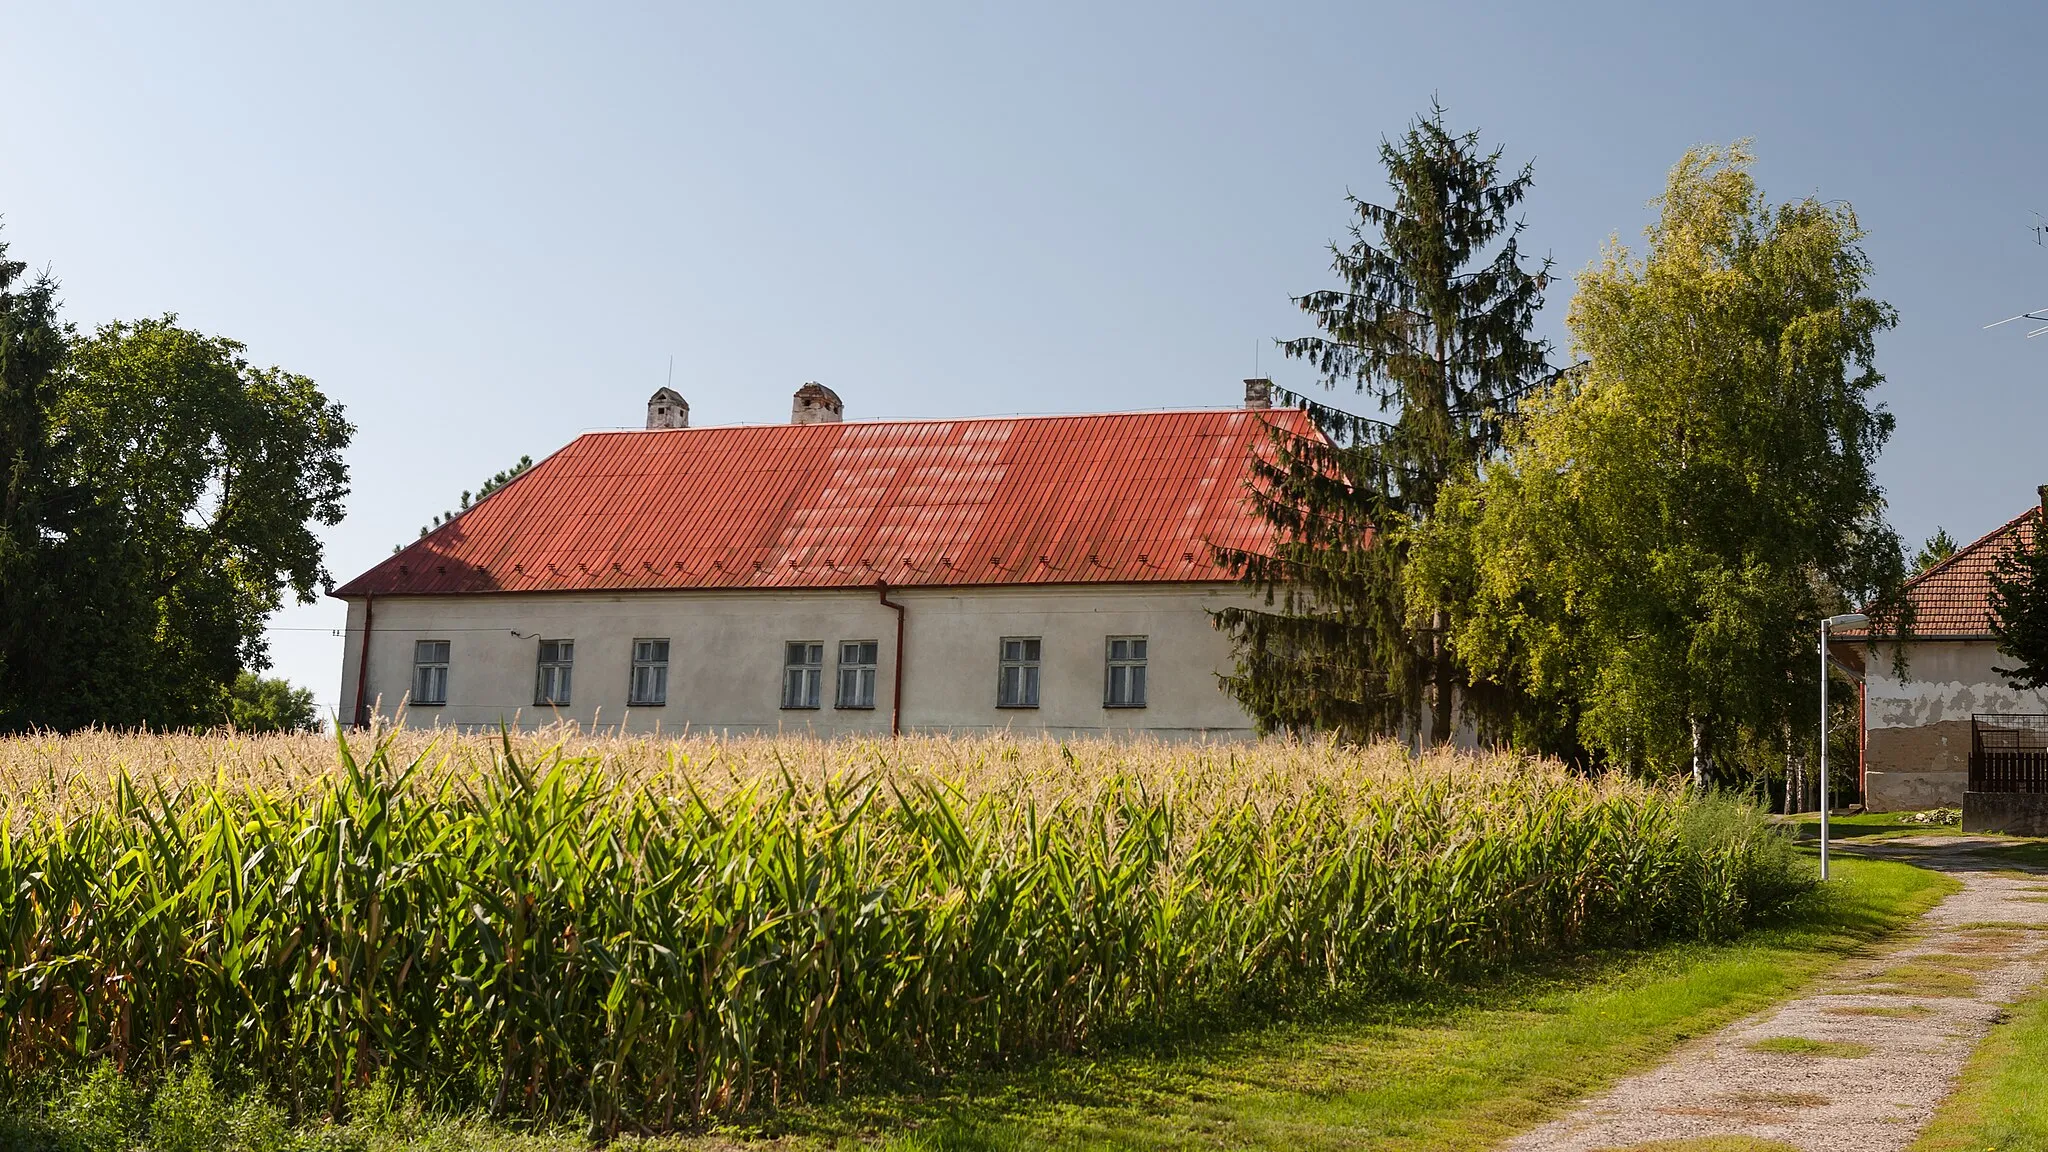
top-left (1912, 527), bottom-right (1958, 574)
top-left (1216, 104), bottom-right (1552, 743)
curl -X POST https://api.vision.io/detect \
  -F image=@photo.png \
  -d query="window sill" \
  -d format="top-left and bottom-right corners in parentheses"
top-left (628, 701), bottom-right (667, 708)
top-left (1104, 703), bottom-right (1148, 710)
top-left (835, 704), bottom-right (876, 711)
top-left (995, 703), bottom-right (1041, 710)
top-left (535, 700), bottom-right (571, 708)
top-left (781, 705), bottom-right (822, 711)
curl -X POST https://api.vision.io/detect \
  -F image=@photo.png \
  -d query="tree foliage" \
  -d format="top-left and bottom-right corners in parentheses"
top-left (225, 671), bottom-right (320, 732)
top-left (0, 238), bottom-right (68, 718)
top-left (1216, 104), bottom-right (1553, 742)
top-left (1418, 144), bottom-right (1905, 778)
top-left (1989, 499), bottom-right (2048, 689)
top-left (1912, 527), bottom-right (1958, 575)
top-left (0, 238), bottom-right (353, 731)
top-left (409, 454), bottom-right (533, 546)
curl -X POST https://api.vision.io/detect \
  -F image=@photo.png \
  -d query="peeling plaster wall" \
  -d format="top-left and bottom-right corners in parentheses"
top-left (1863, 639), bottom-right (2048, 811)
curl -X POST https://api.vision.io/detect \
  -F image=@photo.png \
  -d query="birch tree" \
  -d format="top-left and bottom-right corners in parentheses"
top-left (1418, 143), bottom-right (1905, 780)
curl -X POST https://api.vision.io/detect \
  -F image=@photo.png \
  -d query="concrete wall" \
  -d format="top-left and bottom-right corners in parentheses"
top-left (335, 584), bottom-right (1259, 737)
top-left (1864, 639), bottom-right (2048, 810)
top-left (1963, 791), bottom-right (2048, 836)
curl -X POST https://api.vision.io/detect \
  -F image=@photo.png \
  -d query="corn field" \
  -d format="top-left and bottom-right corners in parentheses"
top-left (0, 729), bottom-right (1803, 1131)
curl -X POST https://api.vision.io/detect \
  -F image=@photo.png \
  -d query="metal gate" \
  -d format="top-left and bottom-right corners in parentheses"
top-left (1970, 714), bottom-right (2048, 794)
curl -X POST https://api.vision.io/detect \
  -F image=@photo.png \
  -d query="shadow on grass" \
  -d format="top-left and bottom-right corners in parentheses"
top-left (1784, 813), bottom-right (1964, 843)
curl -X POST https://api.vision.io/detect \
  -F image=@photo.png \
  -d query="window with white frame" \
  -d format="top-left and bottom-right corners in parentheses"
top-left (535, 639), bottom-right (574, 706)
top-left (997, 636), bottom-right (1041, 708)
top-left (1105, 636), bottom-right (1147, 708)
top-left (837, 640), bottom-right (878, 709)
top-left (782, 641), bottom-right (823, 709)
top-left (630, 638), bottom-right (669, 706)
top-left (412, 639), bottom-right (450, 706)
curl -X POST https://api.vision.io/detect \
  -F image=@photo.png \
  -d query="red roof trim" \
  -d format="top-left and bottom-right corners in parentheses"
top-left (334, 407), bottom-right (1317, 598)
top-left (1860, 505), bottom-right (2039, 640)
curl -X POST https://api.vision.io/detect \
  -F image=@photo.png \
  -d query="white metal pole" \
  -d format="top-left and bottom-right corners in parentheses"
top-left (1819, 620), bottom-right (1830, 882)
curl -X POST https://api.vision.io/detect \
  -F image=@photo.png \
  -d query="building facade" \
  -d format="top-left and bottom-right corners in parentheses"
top-left (334, 385), bottom-right (1305, 737)
top-left (1861, 499), bottom-right (2047, 810)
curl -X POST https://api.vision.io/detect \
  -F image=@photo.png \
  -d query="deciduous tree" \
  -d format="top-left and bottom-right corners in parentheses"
top-left (1420, 144), bottom-right (1904, 781)
top-left (226, 671), bottom-right (320, 732)
top-left (2, 316), bottom-right (352, 728)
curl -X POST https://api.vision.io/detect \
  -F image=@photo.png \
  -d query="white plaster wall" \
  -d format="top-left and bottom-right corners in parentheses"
top-left (1865, 640), bottom-right (2048, 730)
top-left (334, 584), bottom-right (1258, 737)
top-left (1863, 639), bottom-right (2048, 810)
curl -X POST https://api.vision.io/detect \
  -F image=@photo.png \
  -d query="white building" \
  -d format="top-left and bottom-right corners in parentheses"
top-left (333, 382), bottom-right (1306, 737)
top-left (1860, 494), bottom-right (2048, 810)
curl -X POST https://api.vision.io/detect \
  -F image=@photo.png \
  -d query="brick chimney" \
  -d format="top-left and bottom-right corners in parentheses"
top-left (792, 382), bottom-right (844, 424)
top-left (1243, 378), bottom-right (1272, 409)
top-left (647, 387), bottom-right (688, 429)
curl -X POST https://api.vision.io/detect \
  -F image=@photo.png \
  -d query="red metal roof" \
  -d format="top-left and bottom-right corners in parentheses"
top-left (334, 408), bottom-right (1318, 598)
top-left (1870, 507), bottom-right (2040, 639)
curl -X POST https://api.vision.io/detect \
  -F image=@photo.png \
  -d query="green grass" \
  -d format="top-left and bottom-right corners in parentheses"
top-left (1911, 987), bottom-right (2048, 1152)
top-left (1744, 1036), bottom-right (1873, 1058)
top-left (1783, 809), bottom-right (1965, 842)
top-left (1824, 1002), bottom-right (1934, 1019)
top-left (1844, 961), bottom-right (1980, 999)
top-left (775, 853), bottom-right (1954, 1152)
top-left (1979, 841), bottom-right (2048, 871)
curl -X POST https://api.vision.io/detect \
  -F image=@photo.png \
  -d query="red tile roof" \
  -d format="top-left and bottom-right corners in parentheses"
top-left (333, 408), bottom-right (1318, 598)
top-left (1874, 507), bottom-right (2039, 639)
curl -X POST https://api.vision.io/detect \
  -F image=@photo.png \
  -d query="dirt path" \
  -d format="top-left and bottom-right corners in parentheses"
top-left (1499, 836), bottom-right (2048, 1152)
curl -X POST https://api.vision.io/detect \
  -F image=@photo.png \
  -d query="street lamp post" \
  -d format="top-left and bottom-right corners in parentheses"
top-left (1819, 612), bottom-right (1870, 881)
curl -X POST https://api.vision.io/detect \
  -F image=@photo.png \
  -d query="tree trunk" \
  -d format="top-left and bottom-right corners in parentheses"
top-left (1690, 716), bottom-right (1706, 790)
top-left (1428, 610), bottom-right (1455, 746)
top-left (1781, 728), bottom-right (1793, 816)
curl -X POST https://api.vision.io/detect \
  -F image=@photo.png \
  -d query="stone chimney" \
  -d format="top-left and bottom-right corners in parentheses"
top-left (792, 382), bottom-right (844, 424)
top-left (646, 387), bottom-right (689, 430)
top-left (1243, 378), bottom-right (1272, 410)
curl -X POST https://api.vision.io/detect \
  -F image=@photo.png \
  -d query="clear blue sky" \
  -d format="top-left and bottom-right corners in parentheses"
top-left (4, 2), bottom-right (2044, 717)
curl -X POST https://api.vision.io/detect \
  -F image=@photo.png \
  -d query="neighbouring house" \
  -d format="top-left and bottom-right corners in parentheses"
top-left (1860, 491), bottom-right (2046, 811)
top-left (333, 380), bottom-right (1304, 737)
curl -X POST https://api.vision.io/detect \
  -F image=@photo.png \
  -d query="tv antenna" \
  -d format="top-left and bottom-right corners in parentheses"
top-left (1984, 213), bottom-right (2048, 337)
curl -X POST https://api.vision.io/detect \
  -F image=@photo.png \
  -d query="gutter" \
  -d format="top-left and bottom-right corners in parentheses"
top-left (352, 593), bottom-right (375, 728)
top-left (878, 580), bottom-right (905, 736)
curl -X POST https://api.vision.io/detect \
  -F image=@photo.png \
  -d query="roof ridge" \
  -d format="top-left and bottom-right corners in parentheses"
top-left (570, 406), bottom-right (1304, 436)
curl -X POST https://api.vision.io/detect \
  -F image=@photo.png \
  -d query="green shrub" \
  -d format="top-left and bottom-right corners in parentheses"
top-left (145, 1066), bottom-right (289, 1152)
top-left (56, 1062), bottom-right (141, 1152)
